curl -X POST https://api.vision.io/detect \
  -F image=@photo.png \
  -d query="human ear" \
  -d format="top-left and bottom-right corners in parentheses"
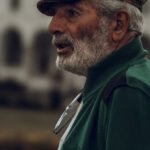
top-left (110, 11), bottom-right (130, 42)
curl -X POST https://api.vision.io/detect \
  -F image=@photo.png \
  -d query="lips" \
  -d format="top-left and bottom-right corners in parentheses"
top-left (55, 41), bottom-right (73, 55)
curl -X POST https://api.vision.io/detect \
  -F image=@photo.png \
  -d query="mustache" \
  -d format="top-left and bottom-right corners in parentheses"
top-left (52, 34), bottom-right (74, 47)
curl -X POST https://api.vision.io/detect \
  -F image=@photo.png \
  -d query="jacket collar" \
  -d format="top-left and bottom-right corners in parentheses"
top-left (83, 37), bottom-right (147, 97)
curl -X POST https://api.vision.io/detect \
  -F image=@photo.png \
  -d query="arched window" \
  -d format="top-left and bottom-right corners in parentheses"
top-left (32, 30), bottom-right (53, 75)
top-left (10, 0), bottom-right (20, 11)
top-left (142, 34), bottom-right (150, 50)
top-left (2, 28), bottom-right (23, 66)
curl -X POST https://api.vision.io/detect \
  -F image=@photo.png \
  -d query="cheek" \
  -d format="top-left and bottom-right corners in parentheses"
top-left (78, 26), bottom-right (96, 40)
top-left (71, 19), bottom-right (99, 40)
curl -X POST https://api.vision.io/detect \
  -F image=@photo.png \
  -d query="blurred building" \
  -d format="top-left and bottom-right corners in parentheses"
top-left (0, 0), bottom-right (150, 109)
top-left (0, 1), bottom-right (85, 149)
top-left (0, 0), bottom-right (85, 110)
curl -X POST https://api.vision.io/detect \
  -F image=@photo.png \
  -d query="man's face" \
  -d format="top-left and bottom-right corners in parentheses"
top-left (48, 1), bottom-right (110, 75)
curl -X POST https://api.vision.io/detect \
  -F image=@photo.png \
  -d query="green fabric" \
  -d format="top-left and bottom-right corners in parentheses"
top-left (60, 37), bottom-right (150, 150)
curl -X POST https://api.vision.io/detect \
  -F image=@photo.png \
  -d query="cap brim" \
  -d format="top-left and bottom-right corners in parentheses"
top-left (37, 1), bottom-right (58, 15)
top-left (37, 0), bottom-right (76, 16)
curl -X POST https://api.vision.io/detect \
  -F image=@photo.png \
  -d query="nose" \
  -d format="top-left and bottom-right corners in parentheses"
top-left (48, 15), bottom-right (66, 35)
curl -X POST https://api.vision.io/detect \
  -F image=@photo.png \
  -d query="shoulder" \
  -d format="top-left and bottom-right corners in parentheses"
top-left (103, 59), bottom-right (150, 104)
top-left (126, 58), bottom-right (150, 96)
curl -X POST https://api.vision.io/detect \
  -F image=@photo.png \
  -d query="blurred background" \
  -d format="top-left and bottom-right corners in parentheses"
top-left (0, 0), bottom-right (150, 150)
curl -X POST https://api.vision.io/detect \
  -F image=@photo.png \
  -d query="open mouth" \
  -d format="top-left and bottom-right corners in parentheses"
top-left (55, 41), bottom-right (73, 55)
top-left (56, 43), bottom-right (70, 49)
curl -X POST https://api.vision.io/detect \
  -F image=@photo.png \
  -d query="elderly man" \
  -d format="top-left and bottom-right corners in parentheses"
top-left (37, 0), bottom-right (150, 149)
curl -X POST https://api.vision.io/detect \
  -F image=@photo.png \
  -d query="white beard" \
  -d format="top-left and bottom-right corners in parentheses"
top-left (55, 20), bottom-right (112, 76)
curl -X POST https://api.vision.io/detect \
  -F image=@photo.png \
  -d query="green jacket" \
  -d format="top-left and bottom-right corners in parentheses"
top-left (60, 37), bottom-right (150, 150)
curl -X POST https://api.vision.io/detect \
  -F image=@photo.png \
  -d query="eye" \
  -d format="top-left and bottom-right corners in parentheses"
top-left (66, 8), bottom-right (81, 18)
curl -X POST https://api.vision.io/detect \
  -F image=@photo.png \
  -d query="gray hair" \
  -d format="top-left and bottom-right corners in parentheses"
top-left (92, 0), bottom-right (144, 34)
